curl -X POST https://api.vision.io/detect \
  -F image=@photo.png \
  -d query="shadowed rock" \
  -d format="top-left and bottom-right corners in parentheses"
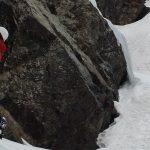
top-left (96, 0), bottom-right (146, 25)
top-left (0, 0), bottom-right (126, 149)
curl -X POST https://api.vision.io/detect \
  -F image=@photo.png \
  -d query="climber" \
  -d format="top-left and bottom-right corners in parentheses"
top-left (0, 27), bottom-right (9, 65)
top-left (0, 116), bottom-right (7, 139)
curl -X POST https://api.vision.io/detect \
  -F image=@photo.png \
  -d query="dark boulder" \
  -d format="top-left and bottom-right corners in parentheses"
top-left (96, 0), bottom-right (146, 25)
top-left (0, 0), bottom-right (126, 149)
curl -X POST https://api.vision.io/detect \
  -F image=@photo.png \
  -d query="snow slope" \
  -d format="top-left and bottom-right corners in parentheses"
top-left (146, 0), bottom-right (150, 7)
top-left (97, 1), bottom-right (150, 150)
top-left (0, 139), bottom-right (47, 150)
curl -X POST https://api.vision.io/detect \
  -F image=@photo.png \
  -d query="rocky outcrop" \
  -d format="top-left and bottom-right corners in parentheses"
top-left (0, 0), bottom-right (126, 150)
top-left (96, 0), bottom-right (146, 25)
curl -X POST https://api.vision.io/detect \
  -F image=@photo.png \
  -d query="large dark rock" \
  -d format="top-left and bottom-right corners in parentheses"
top-left (0, 0), bottom-right (126, 149)
top-left (96, 0), bottom-right (146, 25)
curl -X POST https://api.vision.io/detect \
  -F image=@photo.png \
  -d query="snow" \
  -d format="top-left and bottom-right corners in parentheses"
top-left (89, 0), bottom-right (150, 149)
top-left (106, 20), bottom-right (134, 83)
top-left (89, 0), bottom-right (102, 15)
top-left (89, 0), bottom-right (134, 83)
top-left (96, 1), bottom-right (150, 150)
top-left (145, 0), bottom-right (150, 7)
top-left (97, 74), bottom-right (150, 150)
top-left (0, 139), bottom-right (48, 150)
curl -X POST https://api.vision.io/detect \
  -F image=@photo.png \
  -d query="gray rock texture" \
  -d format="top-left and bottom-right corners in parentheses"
top-left (0, 0), bottom-right (127, 150)
top-left (96, 0), bottom-right (146, 25)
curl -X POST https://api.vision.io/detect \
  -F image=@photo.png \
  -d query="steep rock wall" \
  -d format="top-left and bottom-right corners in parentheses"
top-left (0, 0), bottom-right (127, 149)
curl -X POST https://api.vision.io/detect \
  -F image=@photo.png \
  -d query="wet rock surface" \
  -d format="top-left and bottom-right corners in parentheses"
top-left (0, 0), bottom-right (126, 149)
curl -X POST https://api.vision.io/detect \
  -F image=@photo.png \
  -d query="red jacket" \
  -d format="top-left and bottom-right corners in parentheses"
top-left (0, 38), bottom-right (6, 62)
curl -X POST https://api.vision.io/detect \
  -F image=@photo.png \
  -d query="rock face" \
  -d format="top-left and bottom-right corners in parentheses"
top-left (0, 0), bottom-right (127, 150)
top-left (96, 0), bottom-right (146, 25)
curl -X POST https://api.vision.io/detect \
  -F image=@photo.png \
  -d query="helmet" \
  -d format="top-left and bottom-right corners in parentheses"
top-left (0, 27), bottom-right (9, 41)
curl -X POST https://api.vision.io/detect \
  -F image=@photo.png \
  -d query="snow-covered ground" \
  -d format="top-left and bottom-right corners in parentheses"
top-left (0, 139), bottom-right (47, 150)
top-left (96, 1), bottom-right (150, 150)
top-left (146, 0), bottom-right (150, 7)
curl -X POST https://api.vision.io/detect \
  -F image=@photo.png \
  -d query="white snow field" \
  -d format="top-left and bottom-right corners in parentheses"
top-left (96, 1), bottom-right (150, 150)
